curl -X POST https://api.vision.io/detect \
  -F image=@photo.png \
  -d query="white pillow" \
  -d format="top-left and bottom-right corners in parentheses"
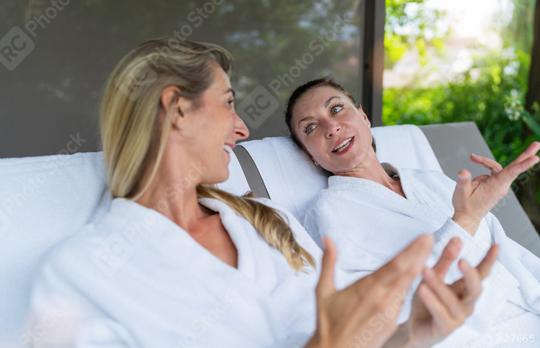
top-left (0, 152), bottom-right (108, 345)
top-left (238, 125), bottom-right (442, 222)
top-left (0, 150), bottom-right (248, 345)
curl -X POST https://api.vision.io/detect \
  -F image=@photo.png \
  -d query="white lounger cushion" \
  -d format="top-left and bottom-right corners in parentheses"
top-left (239, 124), bottom-right (442, 222)
top-left (0, 124), bottom-right (436, 344)
top-left (0, 153), bottom-right (108, 344)
top-left (0, 150), bottom-right (248, 346)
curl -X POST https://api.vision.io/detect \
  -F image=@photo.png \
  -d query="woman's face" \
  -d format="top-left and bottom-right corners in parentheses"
top-left (290, 85), bottom-right (374, 174)
top-left (175, 64), bottom-right (249, 184)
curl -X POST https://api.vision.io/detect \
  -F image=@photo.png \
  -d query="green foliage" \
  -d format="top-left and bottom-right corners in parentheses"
top-left (384, 0), bottom-right (540, 228)
top-left (383, 50), bottom-right (540, 166)
top-left (385, 0), bottom-right (447, 68)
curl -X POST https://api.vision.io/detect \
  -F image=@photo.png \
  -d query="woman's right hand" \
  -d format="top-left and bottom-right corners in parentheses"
top-left (452, 141), bottom-right (540, 235)
top-left (305, 234), bottom-right (433, 348)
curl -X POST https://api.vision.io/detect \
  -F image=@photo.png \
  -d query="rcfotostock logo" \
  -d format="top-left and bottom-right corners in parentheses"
top-left (237, 12), bottom-right (355, 130)
top-left (237, 85), bottom-right (280, 129)
top-left (0, 0), bottom-right (70, 71)
top-left (0, 26), bottom-right (35, 71)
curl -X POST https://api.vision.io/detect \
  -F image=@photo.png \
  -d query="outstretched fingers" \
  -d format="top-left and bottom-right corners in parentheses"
top-left (474, 244), bottom-right (499, 279)
top-left (422, 268), bottom-right (464, 319)
top-left (371, 234), bottom-right (434, 288)
top-left (457, 260), bottom-right (482, 305)
top-left (432, 237), bottom-right (462, 279)
top-left (502, 142), bottom-right (540, 181)
top-left (513, 141), bottom-right (540, 163)
top-left (416, 283), bottom-right (453, 327)
top-left (470, 153), bottom-right (503, 174)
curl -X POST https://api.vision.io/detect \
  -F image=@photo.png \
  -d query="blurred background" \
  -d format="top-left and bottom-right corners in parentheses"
top-left (0, 0), bottom-right (539, 229)
top-left (382, 0), bottom-right (540, 231)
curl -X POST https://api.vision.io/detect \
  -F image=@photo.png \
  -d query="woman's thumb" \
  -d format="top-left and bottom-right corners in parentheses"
top-left (455, 169), bottom-right (472, 196)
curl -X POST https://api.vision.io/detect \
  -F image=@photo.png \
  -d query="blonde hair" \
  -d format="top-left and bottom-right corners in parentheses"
top-left (100, 38), bottom-right (314, 271)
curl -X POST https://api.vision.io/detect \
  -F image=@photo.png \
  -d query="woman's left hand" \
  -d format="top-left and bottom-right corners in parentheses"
top-left (404, 238), bottom-right (499, 348)
top-left (452, 141), bottom-right (540, 234)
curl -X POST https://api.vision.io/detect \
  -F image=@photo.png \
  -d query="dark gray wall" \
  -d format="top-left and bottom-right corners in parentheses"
top-left (0, 0), bottom-right (365, 158)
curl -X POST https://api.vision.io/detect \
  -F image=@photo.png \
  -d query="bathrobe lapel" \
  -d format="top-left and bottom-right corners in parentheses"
top-left (72, 197), bottom-right (314, 347)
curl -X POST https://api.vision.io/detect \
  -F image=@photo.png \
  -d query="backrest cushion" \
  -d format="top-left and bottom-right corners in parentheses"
top-left (238, 125), bottom-right (442, 221)
top-left (0, 150), bottom-right (248, 344)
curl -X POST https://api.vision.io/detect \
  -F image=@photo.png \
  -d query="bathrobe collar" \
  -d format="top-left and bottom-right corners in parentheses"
top-left (328, 163), bottom-right (419, 204)
top-left (108, 196), bottom-right (261, 281)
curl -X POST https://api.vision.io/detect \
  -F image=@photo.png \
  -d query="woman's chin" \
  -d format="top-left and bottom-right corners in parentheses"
top-left (201, 169), bottom-right (229, 186)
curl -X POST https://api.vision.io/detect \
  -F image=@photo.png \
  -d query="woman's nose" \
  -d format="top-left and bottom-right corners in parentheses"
top-left (325, 123), bottom-right (341, 139)
top-left (233, 113), bottom-right (250, 141)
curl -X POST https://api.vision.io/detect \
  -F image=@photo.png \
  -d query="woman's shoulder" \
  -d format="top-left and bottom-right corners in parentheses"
top-left (37, 221), bottom-right (106, 278)
top-left (37, 200), bottom-right (136, 284)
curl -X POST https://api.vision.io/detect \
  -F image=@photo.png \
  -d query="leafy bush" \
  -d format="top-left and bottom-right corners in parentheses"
top-left (383, 50), bottom-right (540, 168)
top-left (383, 50), bottom-right (540, 214)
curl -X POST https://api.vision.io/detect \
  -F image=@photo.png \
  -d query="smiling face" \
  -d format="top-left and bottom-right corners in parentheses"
top-left (290, 85), bottom-right (375, 175)
top-left (174, 63), bottom-right (249, 184)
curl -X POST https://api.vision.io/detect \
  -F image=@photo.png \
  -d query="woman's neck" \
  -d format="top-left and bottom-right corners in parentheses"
top-left (136, 153), bottom-right (211, 231)
top-left (335, 156), bottom-right (405, 197)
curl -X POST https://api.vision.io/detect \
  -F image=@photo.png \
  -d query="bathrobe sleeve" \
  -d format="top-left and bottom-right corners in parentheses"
top-left (484, 213), bottom-right (540, 313)
top-left (28, 249), bottom-right (138, 348)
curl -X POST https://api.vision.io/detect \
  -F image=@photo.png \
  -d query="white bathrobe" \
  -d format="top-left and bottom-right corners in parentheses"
top-left (304, 166), bottom-right (540, 347)
top-left (27, 197), bottom-right (324, 348)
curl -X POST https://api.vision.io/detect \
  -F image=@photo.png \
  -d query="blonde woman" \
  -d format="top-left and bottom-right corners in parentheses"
top-left (28, 39), bottom-right (493, 348)
top-left (285, 77), bottom-right (540, 347)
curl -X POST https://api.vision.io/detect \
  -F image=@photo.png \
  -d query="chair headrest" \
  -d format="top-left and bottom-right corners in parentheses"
top-left (238, 125), bottom-right (442, 222)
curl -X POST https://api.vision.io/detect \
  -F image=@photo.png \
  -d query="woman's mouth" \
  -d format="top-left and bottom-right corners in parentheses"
top-left (331, 136), bottom-right (354, 155)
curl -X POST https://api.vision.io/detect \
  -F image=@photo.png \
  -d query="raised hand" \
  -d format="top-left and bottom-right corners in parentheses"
top-left (452, 141), bottom-right (540, 234)
top-left (305, 235), bottom-right (433, 348)
top-left (403, 238), bottom-right (499, 348)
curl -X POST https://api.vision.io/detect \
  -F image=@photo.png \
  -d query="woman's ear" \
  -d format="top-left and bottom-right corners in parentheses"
top-left (160, 86), bottom-right (191, 129)
top-left (358, 105), bottom-right (371, 127)
top-left (160, 86), bottom-right (181, 115)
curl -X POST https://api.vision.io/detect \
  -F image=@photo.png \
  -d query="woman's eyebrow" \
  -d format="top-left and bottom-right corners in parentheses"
top-left (297, 116), bottom-right (315, 128)
top-left (324, 96), bottom-right (341, 107)
top-left (295, 96), bottom-right (342, 128)
top-left (224, 88), bottom-right (236, 97)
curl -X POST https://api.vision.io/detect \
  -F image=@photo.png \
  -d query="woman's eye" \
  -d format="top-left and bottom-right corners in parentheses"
top-left (330, 104), bottom-right (344, 114)
top-left (304, 123), bottom-right (316, 134)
